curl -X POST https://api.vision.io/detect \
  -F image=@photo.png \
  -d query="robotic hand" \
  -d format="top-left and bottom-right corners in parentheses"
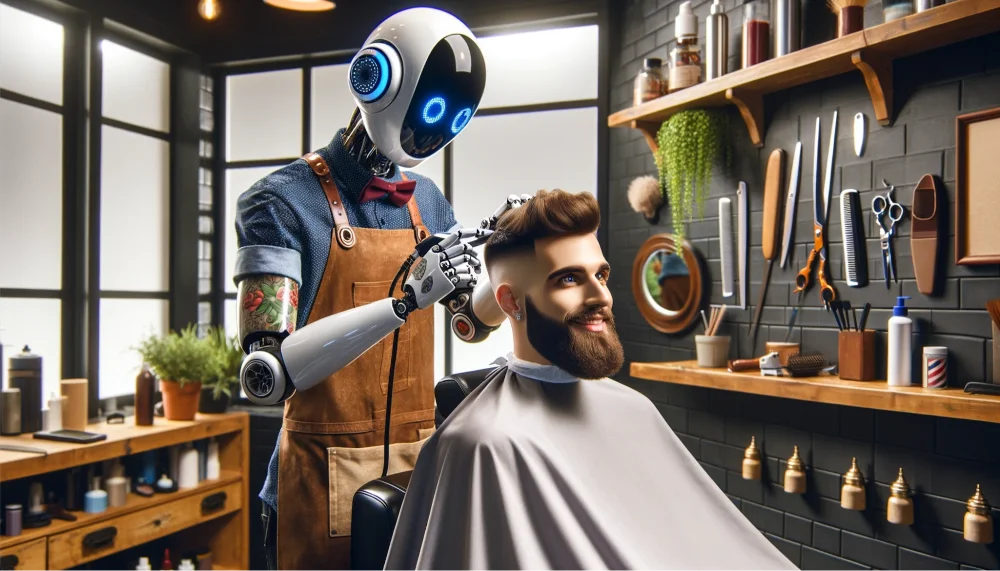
top-left (438, 193), bottom-right (534, 342)
top-left (239, 226), bottom-right (491, 406)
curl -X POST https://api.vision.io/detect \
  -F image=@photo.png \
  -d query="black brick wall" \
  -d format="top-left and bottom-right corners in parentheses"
top-left (608, 1), bottom-right (1000, 568)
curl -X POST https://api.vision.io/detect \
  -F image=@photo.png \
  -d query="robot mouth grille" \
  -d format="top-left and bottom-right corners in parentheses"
top-left (244, 359), bottom-right (275, 399)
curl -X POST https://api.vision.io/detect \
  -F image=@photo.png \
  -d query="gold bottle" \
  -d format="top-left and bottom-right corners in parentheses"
top-left (784, 446), bottom-right (806, 494)
top-left (840, 457), bottom-right (865, 510)
top-left (743, 436), bottom-right (761, 480)
top-left (964, 485), bottom-right (994, 544)
top-left (887, 468), bottom-right (914, 525)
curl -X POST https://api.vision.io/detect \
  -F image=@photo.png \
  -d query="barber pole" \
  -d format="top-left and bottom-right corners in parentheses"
top-left (923, 346), bottom-right (948, 389)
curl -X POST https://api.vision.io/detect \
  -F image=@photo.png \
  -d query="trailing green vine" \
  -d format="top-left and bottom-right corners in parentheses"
top-left (654, 109), bottom-right (730, 253)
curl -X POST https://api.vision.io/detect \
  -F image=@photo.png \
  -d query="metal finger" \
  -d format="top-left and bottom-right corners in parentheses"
top-left (452, 275), bottom-right (477, 289)
top-left (436, 232), bottom-right (461, 250)
top-left (520, 194), bottom-right (532, 203)
top-left (441, 254), bottom-right (480, 270)
top-left (443, 243), bottom-right (473, 258)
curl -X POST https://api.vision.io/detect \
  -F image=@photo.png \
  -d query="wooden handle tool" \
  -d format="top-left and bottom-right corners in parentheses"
top-left (728, 358), bottom-right (762, 372)
top-left (750, 149), bottom-right (786, 350)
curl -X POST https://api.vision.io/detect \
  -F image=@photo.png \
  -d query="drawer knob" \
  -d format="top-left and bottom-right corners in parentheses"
top-left (0, 554), bottom-right (19, 570)
top-left (201, 492), bottom-right (227, 513)
top-left (83, 526), bottom-right (118, 549)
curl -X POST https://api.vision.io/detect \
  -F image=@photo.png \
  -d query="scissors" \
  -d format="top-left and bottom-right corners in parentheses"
top-left (793, 116), bottom-right (837, 307)
top-left (872, 178), bottom-right (905, 288)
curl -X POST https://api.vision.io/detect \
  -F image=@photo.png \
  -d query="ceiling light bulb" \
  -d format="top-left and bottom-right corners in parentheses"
top-left (198, 0), bottom-right (221, 20)
top-left (263, 0), bottom-right (336, 12)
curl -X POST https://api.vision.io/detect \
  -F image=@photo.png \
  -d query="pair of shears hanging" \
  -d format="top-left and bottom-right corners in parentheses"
top-left (873, 178), bottom-right (904, 288)
top-left (793, 113), bottom-right (838, 307)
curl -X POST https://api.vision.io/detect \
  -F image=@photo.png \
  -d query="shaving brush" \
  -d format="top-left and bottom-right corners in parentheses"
top-left (627, 175), bottom-right (664, 223)
top-left (840, 458), bottom-right (865, 510)
top-left (742, 436), bottom-right (761, 480)
top-left (783, 446), bottom-right (806, 494)
top-left (887, 468), bottom-right (914, 525)
top-left (964, 485), bottom-right (994, 544)
top-left (826, 0), bottom-right (867, 37)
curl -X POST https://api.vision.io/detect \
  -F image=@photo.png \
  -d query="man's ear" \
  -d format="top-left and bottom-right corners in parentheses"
top-left (494, 283), bottom-right (520, 316)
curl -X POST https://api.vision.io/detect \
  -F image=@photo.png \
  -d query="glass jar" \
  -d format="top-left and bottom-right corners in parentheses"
top-left (742, 0), bottom-right (770, 68)
top-left (669, 45), bottom-right (701, 93)
top-left (883, 0), bottom-right (914, 21)
top-left (633, 58), bottom-right (666, 105)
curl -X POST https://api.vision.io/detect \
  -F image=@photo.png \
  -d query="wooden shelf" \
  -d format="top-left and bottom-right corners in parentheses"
top-left (0, 472), bottom-right (242, 551)
top-left (630, 360), bottom-right (1000, 424)
top-left (0, 413), bottom-right (246, 482)
top-left (609, 0), bottom-right (1000, 149)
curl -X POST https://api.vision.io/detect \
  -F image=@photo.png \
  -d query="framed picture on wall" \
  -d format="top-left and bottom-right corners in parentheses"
top-left (956, 107), bottom-right (1000, 265)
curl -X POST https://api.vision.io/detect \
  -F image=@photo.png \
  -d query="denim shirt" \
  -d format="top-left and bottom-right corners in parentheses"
top-left (233, 130), bottom-right (460, 511)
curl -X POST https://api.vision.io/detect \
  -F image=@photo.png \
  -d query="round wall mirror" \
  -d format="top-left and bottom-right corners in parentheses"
top-left (632, 234), bottom-right (706, 334)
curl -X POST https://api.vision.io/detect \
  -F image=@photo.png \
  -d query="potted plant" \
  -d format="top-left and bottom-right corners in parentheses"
top-left (654, 108), bottom-right (732, 253)
top-left (135, 324), bottom-right (211, 420)
top-left (199, 326), bottom-right (243, 414)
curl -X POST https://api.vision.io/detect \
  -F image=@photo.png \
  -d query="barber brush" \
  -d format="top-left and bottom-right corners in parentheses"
top-left (742, 437), bottom-right (761, 480)
top-left (784, 446), bottom-right (806, 494)
top-left (840, 457), bottom-right (866, 510)
top-left (627, 176), bottom-right (664, 223)
top-left (785, 353), bottom-right (832, 377)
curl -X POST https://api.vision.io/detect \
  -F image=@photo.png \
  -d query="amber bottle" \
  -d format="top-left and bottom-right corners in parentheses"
top-left (135, 364), bottom-right (155, 426)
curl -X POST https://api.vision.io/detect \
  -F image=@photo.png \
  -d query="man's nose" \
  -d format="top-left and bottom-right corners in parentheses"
top-left (585, 278), bottom-right (613, 307)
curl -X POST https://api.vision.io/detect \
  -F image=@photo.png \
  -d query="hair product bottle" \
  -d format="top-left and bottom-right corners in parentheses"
top-left (135, 364), bottom-right (155, 426)
top-left (705, 0), bottom-right (728, 81)
top-left (887, 296), bottom-right (913, 386)
top-left (669, 2), bottom-right (702, 92)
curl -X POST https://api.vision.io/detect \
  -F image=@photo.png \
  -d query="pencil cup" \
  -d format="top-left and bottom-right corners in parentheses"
top-left (696, 335), bottom-right (730, 368)
top-left (838, 330), bottom-right (877, 381)
top-left (766, 342), bottom-right (800, 367)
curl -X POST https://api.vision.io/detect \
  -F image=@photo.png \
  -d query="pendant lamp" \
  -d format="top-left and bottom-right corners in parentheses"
top-left (263, 0), bottom-right (336, 11)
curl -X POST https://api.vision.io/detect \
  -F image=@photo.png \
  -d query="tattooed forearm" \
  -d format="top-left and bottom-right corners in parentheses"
top-left (237, 275), bottom-right (299, 343)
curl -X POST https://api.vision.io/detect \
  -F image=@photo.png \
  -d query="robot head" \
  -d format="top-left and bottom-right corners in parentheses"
top-left (347, 8), bottom-right (486, 168)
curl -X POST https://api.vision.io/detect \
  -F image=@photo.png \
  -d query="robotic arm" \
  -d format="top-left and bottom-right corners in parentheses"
top-left (440, 193), bottom-right (533, 343)
top-left (239, 227), bottom-right (491, 405)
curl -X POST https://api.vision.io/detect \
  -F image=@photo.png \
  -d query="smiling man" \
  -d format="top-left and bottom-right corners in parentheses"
top-left (384, 190), bottom-right (797, 570)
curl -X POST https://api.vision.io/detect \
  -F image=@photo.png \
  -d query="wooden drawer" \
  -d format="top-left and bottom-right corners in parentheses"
top-left (47, 481), bottom-right (241, 570)
top-left (0, 537), bottom-right (46, 570)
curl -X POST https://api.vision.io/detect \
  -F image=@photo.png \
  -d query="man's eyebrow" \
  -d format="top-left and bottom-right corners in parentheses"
top-left (546, 263), bottom-right (611, 281)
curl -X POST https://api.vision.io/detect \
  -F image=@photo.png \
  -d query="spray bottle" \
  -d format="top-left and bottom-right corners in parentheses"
top-left (888, 296), bottom-right (913, 386)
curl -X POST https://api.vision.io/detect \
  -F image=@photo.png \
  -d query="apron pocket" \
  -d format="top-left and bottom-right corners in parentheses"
top-left (327, 434), bottom-right (430, 538)
top-left (352, 280), bottom-right (413, 394)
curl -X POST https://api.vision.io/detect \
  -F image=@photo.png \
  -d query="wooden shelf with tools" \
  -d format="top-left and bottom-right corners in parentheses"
top-left (609, 0), bottom-right (1000, 150)
top-left (630, 361), bottom-right (1000, 424)
top-left (0, 412), bottom-right (250, 570)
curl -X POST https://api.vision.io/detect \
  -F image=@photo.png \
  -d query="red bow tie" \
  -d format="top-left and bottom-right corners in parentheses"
top-left (359, 177), bottom-right (416, 206)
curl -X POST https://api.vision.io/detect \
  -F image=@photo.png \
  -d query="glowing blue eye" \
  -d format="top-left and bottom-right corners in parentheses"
top-left (423, 97), bottom-right (446, 124)
top-left (451, 107), bottom-right (472, 134)
top-left (350, 50), bottom-right (390, 102)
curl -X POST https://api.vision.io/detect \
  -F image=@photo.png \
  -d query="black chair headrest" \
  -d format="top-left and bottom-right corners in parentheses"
top-left (434, 365), bottom-right (505, 421)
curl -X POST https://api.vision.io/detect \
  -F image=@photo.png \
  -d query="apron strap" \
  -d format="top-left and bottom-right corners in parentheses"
top-left (400, 172), bottom-right (430, 243)
top-left (304, 152), bottom-right (356, 249)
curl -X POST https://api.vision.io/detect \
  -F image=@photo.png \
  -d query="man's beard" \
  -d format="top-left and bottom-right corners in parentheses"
top-left (524, 295), bottom-right (624, 379)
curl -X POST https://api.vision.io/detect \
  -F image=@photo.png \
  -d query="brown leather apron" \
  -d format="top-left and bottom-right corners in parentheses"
top-left (277, 152), bottom-right (436, 570)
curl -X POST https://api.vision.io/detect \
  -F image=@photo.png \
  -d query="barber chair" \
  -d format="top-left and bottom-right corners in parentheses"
top-left (350, 365), bottom-right (504, 570)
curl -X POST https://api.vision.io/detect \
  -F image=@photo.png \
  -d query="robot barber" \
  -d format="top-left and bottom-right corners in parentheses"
top-left (233, 8), bottom-right (521, 570)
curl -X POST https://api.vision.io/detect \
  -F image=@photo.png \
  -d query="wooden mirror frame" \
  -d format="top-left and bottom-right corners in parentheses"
top-left (632, 233), bottom-right (706, 335)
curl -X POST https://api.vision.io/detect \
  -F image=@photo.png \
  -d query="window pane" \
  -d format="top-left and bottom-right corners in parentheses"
top-left (226, 69), bottom-right (302, 161)
top-left (448, 107), bottom-right (598, 373)
top-left (224, 298), bottom-right (237, 340)
top-left (478, 25), bottom-right (598, 109)
top-left (225, 166), bottom-right (285, 293)
top-left (101, 40), bottom-right (170, 133)
top-left (0, 297), bottom-right (62, 400)
top-left (100, 125), bottom-right (170, 291)
top-left (98, 298), bottom-right (169, 398)
top-left (310, 64), bottom-right (357, 151)
top-left (0, 4), bottom-right (63, 105)
top-left (0, 100), bottom-right (63, 289)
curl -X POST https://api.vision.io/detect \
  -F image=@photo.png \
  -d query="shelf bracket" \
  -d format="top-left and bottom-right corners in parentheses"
top-left (630, 120), bottom-right (660, 154)
top-left (852, 50), bottom-right (893, 126)
top-left (725, 88), bottom-right (764, 148)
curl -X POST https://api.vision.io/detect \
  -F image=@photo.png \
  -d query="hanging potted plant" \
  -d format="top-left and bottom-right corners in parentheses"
top-left (135, 324), bottom-right (211, 421)
top-left (199, 326), bottom-right (243, 414)
top-left (654, 108), bottom-right (731, 253)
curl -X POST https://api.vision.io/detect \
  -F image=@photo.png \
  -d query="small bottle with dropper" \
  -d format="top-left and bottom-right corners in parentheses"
top-left (669, 1), bottom-right (702, 93)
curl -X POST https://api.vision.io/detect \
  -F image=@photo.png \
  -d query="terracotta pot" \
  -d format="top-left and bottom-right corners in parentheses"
top-left (198, 387), bottom-right (231, 414)
top-left (160, 380), bottom-right (202, 420)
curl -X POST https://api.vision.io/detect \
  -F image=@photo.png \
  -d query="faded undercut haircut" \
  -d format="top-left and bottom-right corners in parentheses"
top-left (483, 189), bottom-right (601, 278)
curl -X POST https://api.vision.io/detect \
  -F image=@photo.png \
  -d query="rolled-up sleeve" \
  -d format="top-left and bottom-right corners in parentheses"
top-left (234, 190), bottom-right (303, 286)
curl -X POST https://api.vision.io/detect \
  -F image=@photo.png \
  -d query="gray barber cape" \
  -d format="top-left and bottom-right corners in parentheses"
top-left (384, 354), bottom-right (798, 570)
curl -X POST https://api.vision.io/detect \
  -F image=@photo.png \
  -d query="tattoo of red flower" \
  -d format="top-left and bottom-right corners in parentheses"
top-left (243, 290), bottom-right (264, 312)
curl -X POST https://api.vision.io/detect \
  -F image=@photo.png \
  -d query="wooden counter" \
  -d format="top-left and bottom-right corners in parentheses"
top-left (631, 361), bottom-right (1000, 424)
top-left (0, 413), bottom-right (249, 570)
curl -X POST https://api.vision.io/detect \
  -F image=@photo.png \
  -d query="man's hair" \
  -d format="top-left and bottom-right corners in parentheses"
top-left (483, 189), bottom-right (601, 278)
